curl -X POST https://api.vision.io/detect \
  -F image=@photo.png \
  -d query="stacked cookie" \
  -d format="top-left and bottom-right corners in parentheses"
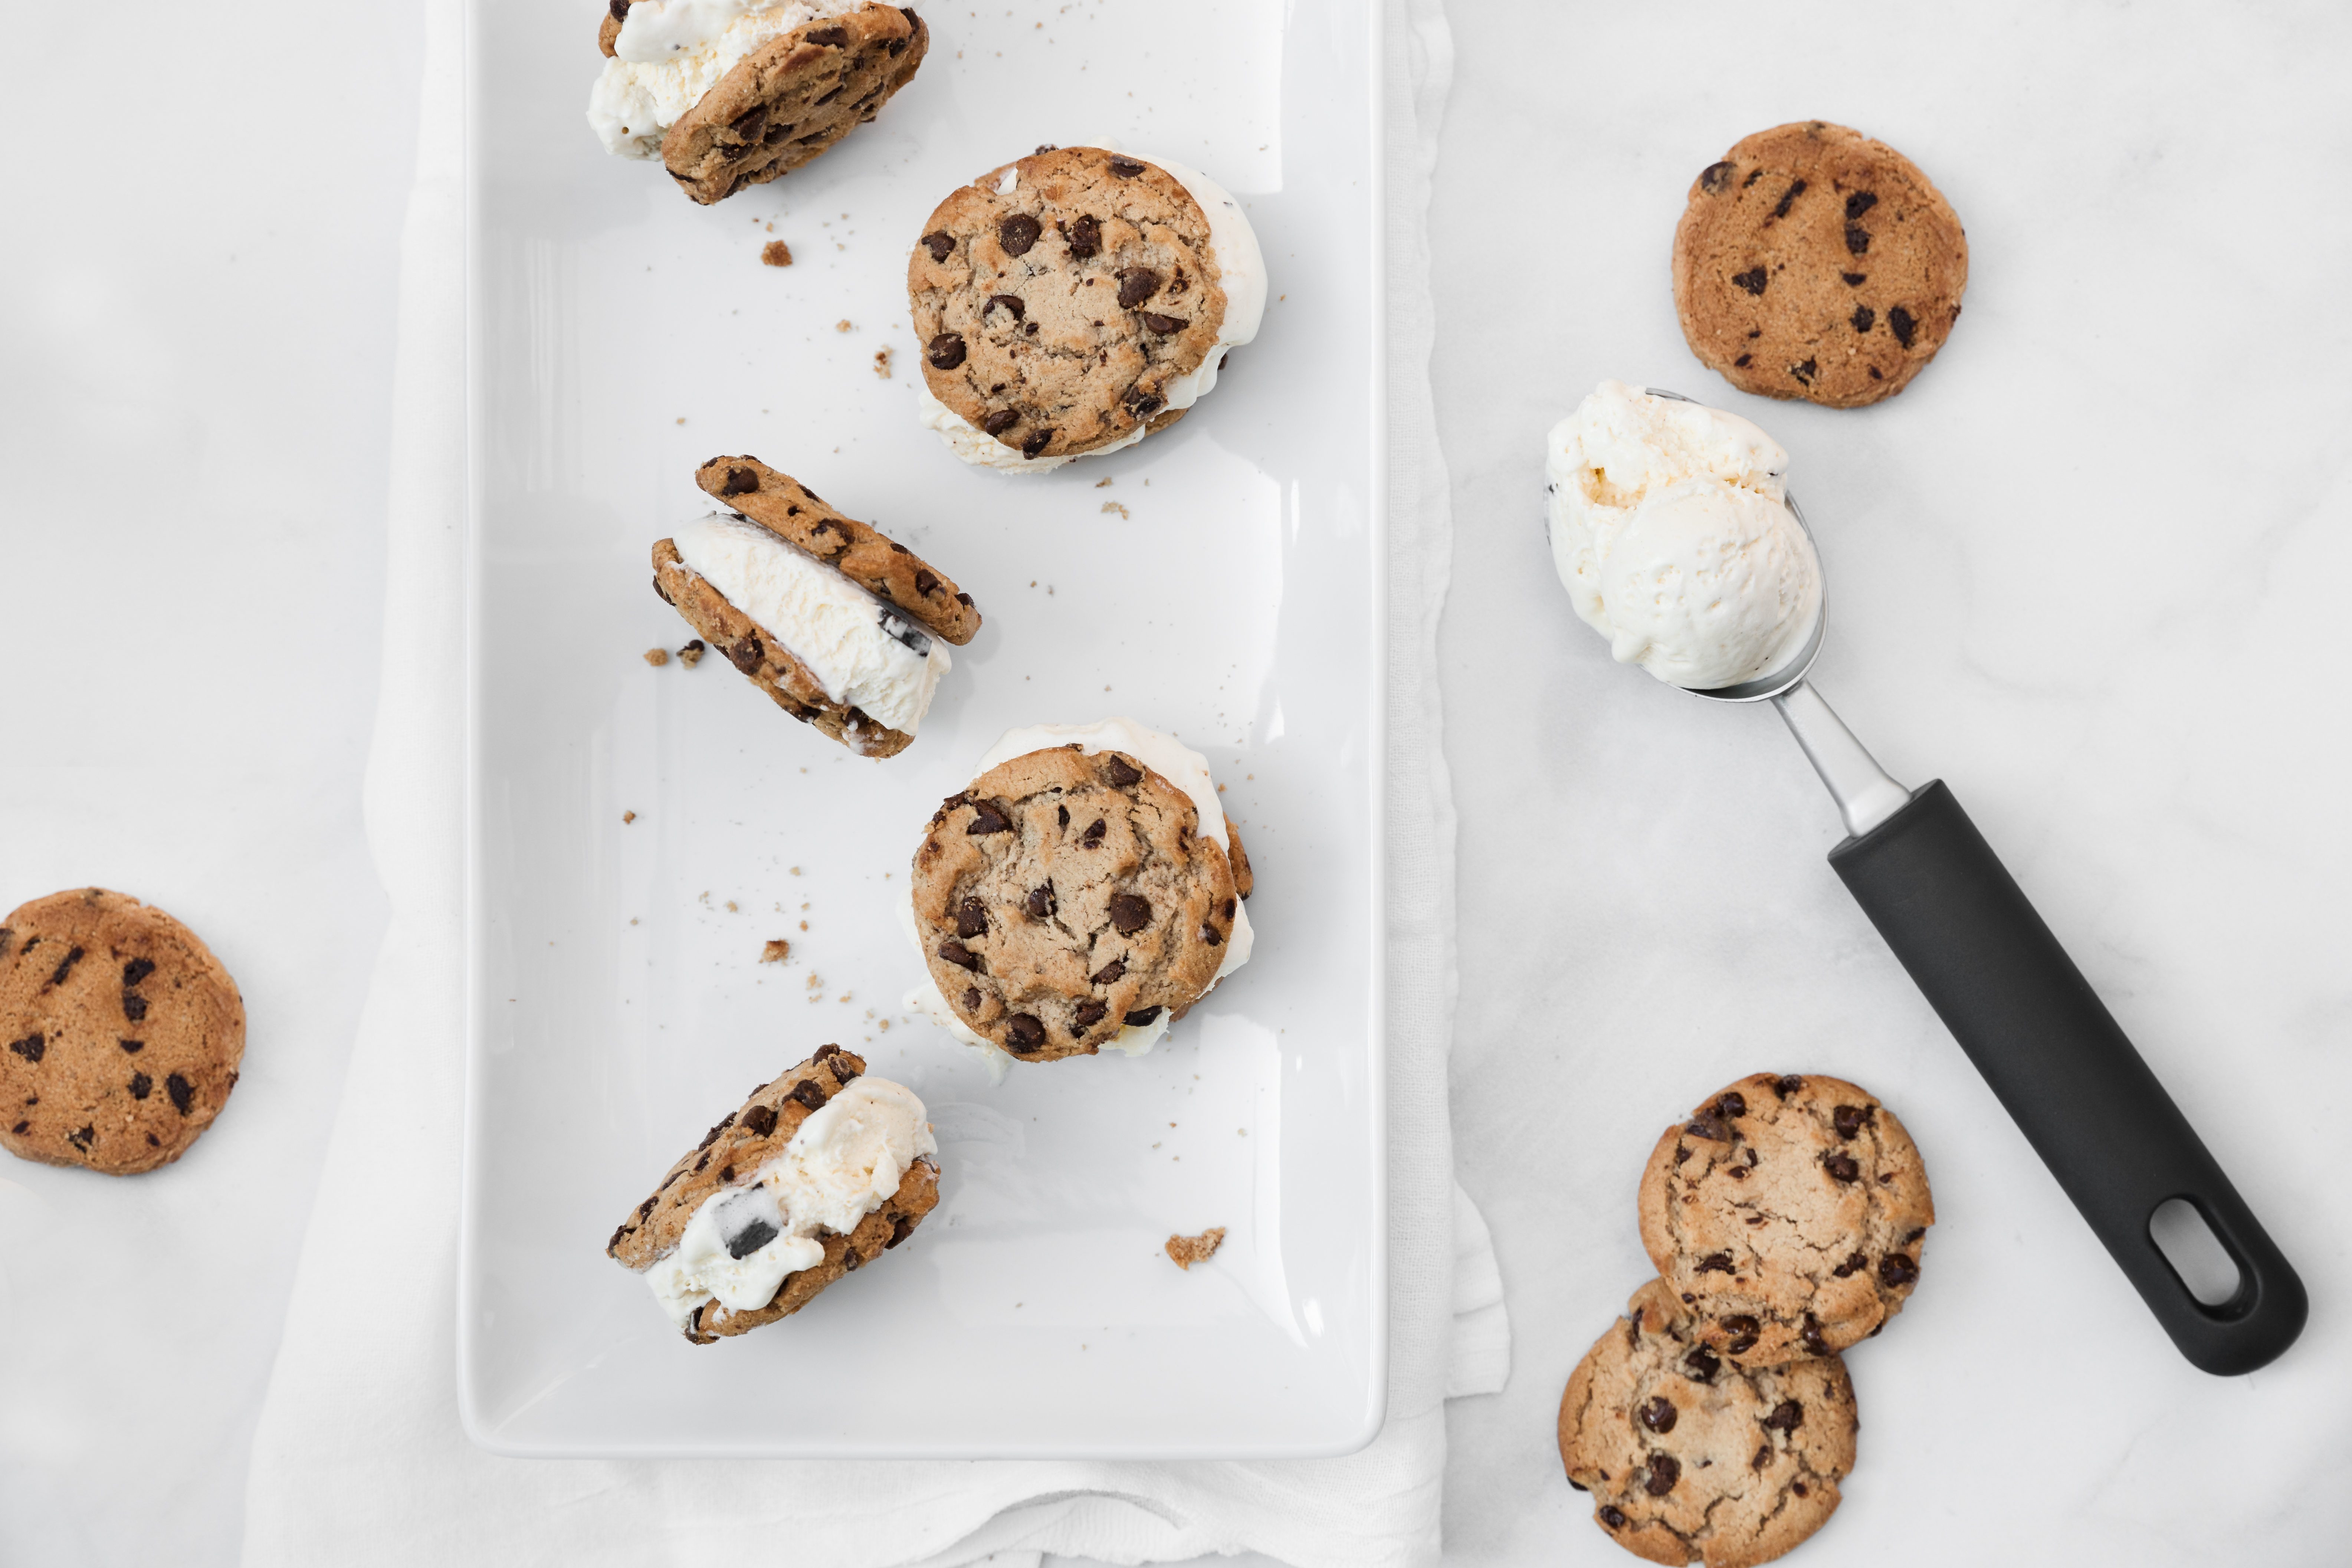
top-left (1558, 1072), bottom-right (1934, 1567)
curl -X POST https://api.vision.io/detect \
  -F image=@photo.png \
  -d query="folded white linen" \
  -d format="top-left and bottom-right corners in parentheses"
top-left (238, 0), bottom-right (1496, 1563)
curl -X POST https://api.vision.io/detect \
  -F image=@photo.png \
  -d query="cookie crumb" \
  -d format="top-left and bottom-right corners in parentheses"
top-left (643, 647), bottom-right (670, 666)
top-left (836, 319), bottom-right (853, 332)
top-left (872, 347), bottom-right (893, 378)
top-left (1100, 502), bottom-right (1131, 519)
top-left (760, 939), bottom-right (790, 962)
top-left (622, 811), bottom-right (637, 824)
top-left (677, 639), bottom-right (706, 666)
top-left (761, 240), bottom-right (794, 267)
top-left (1165, 1227), bottom-right (1226, 1270)
top-left (1094, 477), bottom-right (1113, 488)
top-left (724, 900), bottom-right (738, 912)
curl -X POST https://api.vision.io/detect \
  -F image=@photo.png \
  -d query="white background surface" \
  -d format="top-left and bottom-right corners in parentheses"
top-left (4, 2), bottom-right (2350, 1565)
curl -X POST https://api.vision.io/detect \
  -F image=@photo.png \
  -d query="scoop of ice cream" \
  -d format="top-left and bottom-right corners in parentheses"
top-left (1545, 380), bottom-right (1819, 689)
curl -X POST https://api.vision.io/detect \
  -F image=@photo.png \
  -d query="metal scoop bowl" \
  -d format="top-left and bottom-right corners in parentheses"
top-left (1638, 387), bottom-right (2305, 1375)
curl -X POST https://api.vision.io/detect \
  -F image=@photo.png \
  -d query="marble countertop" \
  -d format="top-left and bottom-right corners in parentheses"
top-left (3, 2), bottom-right (2347, 1564)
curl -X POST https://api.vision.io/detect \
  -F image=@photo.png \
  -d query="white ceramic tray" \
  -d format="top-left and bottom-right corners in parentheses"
top-left (459, 0), bottom-right (1385, 1457)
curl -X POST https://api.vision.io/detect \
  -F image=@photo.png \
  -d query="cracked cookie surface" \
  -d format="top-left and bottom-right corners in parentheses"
top-left (1639, 1072), bottom-right (1934, 1366)
top-left (1559, 1279), bottom-right (1856, 1568)
top-left (911, 745), bottom-right (1240, 1062)
top-left (646, 3), bottom-right (928, 206)
top-left (907, 146), bottom-right (1227, 462)
top-left (1672, 120), bottom-right (1967, 409)
top-left (1, 888), bottom-right (244, 1175)
top-left (605, 1046), bottom-right (939, 1343)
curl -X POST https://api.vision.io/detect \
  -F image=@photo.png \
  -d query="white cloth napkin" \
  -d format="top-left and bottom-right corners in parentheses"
top-left (240, 1), bottom-right (1494, 1562)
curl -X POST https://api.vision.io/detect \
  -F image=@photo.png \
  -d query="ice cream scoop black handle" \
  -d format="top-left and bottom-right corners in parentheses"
top-left (1829, 780), bottom-right (2306, 1375)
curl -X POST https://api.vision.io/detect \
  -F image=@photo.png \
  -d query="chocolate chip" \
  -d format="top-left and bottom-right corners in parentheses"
top-left (1832, 1103), bottom-right (1873, 1139)
top-left (1851, 305), bottom-right (1875, 332)
top-left (1771, 179), bottom-right (1806, 219)
top-left (1732, 267), bottom-right (1769, 295)
top-left (119, 1039), bottom-right (141, 1054)
top-left (1879, 1252), bottom-right (1920, 1287)
top-left (1090, 958), bottom-right (1125, 985)
top-left (983, 409), bottom-right (1019, 435)
top-left (1832, 1250), bottom-right (1867, 1278)
top-left (1887, 305), bottom-right (1917, 348)
top-left (730, 104), bottom-right (768, 140)
top-left (129, 1072), bottom-right (151, 1100)
top-left (814, 1043), bottom-right (843, 1060)
top-left (912, 568), bottom-right (944, 601)
top-left (987, 293), bottom-right (1026, 322)
top-left (1800, 1313), bottom-right (1829, 1355)
top-left (1116, 267), bottom-right (1160, 308)
top-left (1200, 924), bottom-right (1223, 946)
top-left (1068, 215), bottom-right (1102, 257)
top-left (720, 465), bottom-right (758, 495)
top-left (1005, 1014), bottom-right (1046, 1053)
top-left (1696, 1252), bottom-right (1734, 1273)
top-left (1699, 160), bottom-right (1735, 193)
top-left (957, 591), bottom-right (974, 606)
top-left (1095, 756), bottom-right (1142, 787)
top-left (1056, 804), bottom-right (1070, 828)
top-left (1075, 999), bottom-right (1108, 1028)
top-left (741, 1104), bottom-right (778, 1136)
top-left (926, 332), bottom-right (967, 370)
top-left (887, 1215), bottom-right (916, 1249)
top-left (1726, 1165), bottom-right (1749, 1180)
top-left (1844, 223), bottom-right (1870, 255)
top-left (1139, 312), bottom-right (1186, 334)
top-left (1733, 354), bottom-right (1752, 367)
top-left (829, 1055), bottom-right (859, 1085)
top-left (1221, 898), bottom-right (1236, 920)
top-left (1752, 1444), bottom-right (1772, 1470)
top-left (1683, 1345), bottom-right (1721, 1382)
top-left (1081, 817), bottom-right (1106, 846)
top-left (1025, 884), bottom-right (1056, 918)
top-left (957, 897), bottom-right (988, 938)
top-left (1109, 156), bottom-right (1145, 177)
top-left (966, 801), bottom-right (1012, 834)
top-left (998, 214), bottom-right (1042, 255)
top-left (689, 1303), bottom-right (706, 1333)
top-left (790, 1079), bottom-right (829, 1111)
top-left (1790, 358), bottom-right (1817, 384)
top-left (939, 941), bottom-right (981, 971)
top-left (608, 0), bottom-right (630, 18)
top-left (962, 987), bottom-right (981, 1011)
top-left (1721, 1315), bottom-right (1761, 1355)
top-left (1905, 1227), bottom-right (1926, 1244)
top-left (1869, 367), bottom-right (1884, 381)
top-left (1598, 1506), bottom-right (1627, 1530)
top-left (1764, 1398), bottom-right (1804, 1433)
top-left (1567, 1478), bottom-right (1587, 1492)
top-left (807, 24), bottom-right (848, 45)
top-left (723, 1216), bottom-right (778, 1259)
top-left (1644, 1456), bottom-right (1680, 1497)
top-left (122, 993), bottom-right (151, 1022)
top-left (1123, 1006), bottom-right (1163, 1027)
top-left (1793, 1483), bottom-right (1808, 1498)
top-left (697, 1113), bottom-right (736, 1150)
top-left (1686, 1113), bottom-right (1730, 1142)
top-left (1639, 1396), bottom-right (1678, 1433)
top-left (6, 1034), bottom-right (40, 1063)
top-left (922, 230), bottom-right (955, 262)
top-left (1122, 385), bottom-right (1164, 417)
top-left (842, 1245), bottom-right (863, 1270)
top-left (1824, 1152), bottom-right (1861, 1182)
top-left (68, 1124), bottom-right (94, 1151)
top-left (1771, 1075), bottom-right (1803, 1097)
top-left (1716, 1092), bottom-right (1747, 1119)
top-left (166, 1073), bottom-right (194, 1115)
top-left (728, 633), bottom-right (763, 674)
top-left (1020, 429), bottom-right (1053, 457)
top-left (1844, 191), bottom-right (1879, 221)
top-left (40, 946), bottom-right (85, 989)
top-left (1109, 893), bottom-right (1151, 933)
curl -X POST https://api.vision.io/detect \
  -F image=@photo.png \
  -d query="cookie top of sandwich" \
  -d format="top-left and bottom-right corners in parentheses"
top-left (912, 745), bottom-right (1241, 1062)
top-left (908, 146), bottom-right (1230, 463)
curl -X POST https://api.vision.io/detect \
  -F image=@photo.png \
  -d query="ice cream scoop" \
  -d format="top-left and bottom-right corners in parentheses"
top-left (1584, 386), bottom-right (2307, 1376)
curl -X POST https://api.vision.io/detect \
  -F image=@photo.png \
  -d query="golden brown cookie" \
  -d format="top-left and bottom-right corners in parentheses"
top-left (908, 147), bottom-right (1229, 463)
top-left (1, 889), bottom-right (244, 1175)
top-left (1638, 1073), bottom-right (1934, 1366)
top-left (653, 3), bottom-right (927, 205)
top-left (1559, 1279), bottom-right (1857, 1568)
top-left (911, 745), bottom-right (1241, 1062)
top-left (1672, 121), bottom-right (1966, 408)
top-left (605, 1046), bottom-right (939, 1344)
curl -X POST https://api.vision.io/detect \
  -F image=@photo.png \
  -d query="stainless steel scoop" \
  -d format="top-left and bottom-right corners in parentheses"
top-left (1641, 387), bottom-right (2305, 1375)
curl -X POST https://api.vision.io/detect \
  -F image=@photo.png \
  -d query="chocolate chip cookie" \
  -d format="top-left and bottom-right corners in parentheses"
top-left (1, 888), bottom-right (244, 1175)
top-left (1638, 1073), bottom-right (1934, 1367)
top-left (1672, 121), bottom-right (1967, 408)
top-left (1559, 1278), bottom-right (1858, 1568)
top-left (911, 745), bottom-right (1242, 1062)
top-left (605, 1046), bottom-right (939, 1344)
top-left (603, 2), bottom-right (928, 206)
top-left (908, 146), bottom-right (1229, 464)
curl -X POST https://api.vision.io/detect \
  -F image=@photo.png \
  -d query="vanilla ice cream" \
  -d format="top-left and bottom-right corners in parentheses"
top-left (917, 150), bottom-right (1269, 473)
top-left (640, 1077), bottom-right (936, 1327)
top-left (902, 719), bottom-right (1255, 1074)
top-left (670, 511), bottom-right (951, 735)
top-left (1545, 380), bottom-right (1821, 690)
top-left (587, 0), bottom-right (867, 160)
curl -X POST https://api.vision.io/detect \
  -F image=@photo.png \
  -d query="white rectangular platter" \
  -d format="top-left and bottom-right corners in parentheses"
top-left (460, 0), bottom-right (1385, 1456)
